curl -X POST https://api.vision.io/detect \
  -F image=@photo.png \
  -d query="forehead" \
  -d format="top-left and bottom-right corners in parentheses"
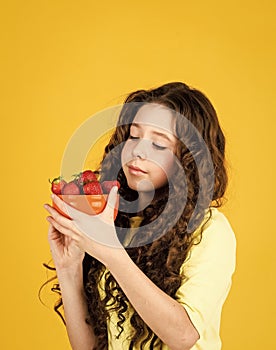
top-left (132, 103), bottom-right (175, 135)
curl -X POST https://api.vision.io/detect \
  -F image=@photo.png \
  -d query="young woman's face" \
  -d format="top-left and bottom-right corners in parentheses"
top-left (121, 103), bottom-right (177, 192)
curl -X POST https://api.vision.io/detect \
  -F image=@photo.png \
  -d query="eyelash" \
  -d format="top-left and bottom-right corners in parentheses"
top-left (129, 135), bottom-right (167, 150)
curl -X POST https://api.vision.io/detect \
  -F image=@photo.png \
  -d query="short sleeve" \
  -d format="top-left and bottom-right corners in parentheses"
top-left (175, 208), bottom-right (236, 339)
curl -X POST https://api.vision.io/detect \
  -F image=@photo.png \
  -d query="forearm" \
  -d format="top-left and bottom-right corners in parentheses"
top-left (106, 249), bottom-right (199, 350)
top-left (57, 264), bottom-right (96, 350)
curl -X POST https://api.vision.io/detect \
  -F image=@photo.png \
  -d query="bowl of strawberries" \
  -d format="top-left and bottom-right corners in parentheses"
top-left (50, 170), bottom-right (120, 219)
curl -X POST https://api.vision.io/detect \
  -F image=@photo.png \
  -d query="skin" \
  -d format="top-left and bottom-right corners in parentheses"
top-left (121, 104), bottom-right (178, 210)
top-left (44, 104), bottom-right (200, 350)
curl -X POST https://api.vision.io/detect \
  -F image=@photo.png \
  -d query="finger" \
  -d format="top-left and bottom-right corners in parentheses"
top-left (47, 221), bottom-right (62, 251)
top-left (47, 222), bottom-right (58, 238)
top-left (47, 216), bottom-right (80, 242)
top-left (44, 204), bottom-right (77, 232)
top-left (51, 193), bottom-right (90, 221)
top-left (47, 222), bottom-right (60, 245)
top-left (104, 186), bottom-right (118, 220)
top-left (51, 193), bottom-right (75, 217)
top-left (44, 203), bottom-right (67, 221)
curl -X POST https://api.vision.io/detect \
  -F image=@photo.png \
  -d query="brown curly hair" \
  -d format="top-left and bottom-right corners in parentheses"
top-left (43, 82), bottom-right (228, 349)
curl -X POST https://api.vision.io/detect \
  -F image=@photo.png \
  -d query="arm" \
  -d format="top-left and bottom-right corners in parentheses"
top-left (45, 220), bottom-right (96, 350)
top-left (106, 249), bottom-right (199, 350)
top-left (46, 192), bottom-right (198, 350)
top-left (105, 209), bottom-right (236, 350)
top-left (56, 264), bottom-right (96, 350)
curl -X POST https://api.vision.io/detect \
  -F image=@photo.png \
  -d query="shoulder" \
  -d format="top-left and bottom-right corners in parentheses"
top-left (176, 209), bottom-right (236, 340)
top-left (182, 208), bottom-right (236, 273)
top-left (201, 207), bottom-right (236, 247)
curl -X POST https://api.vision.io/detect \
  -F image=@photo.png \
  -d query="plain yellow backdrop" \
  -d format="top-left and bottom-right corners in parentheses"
top-left (1, 0), bottom-right (275, 349)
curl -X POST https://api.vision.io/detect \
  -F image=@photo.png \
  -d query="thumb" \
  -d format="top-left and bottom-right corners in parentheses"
top-left (104, 186), bottom-right (119, 219)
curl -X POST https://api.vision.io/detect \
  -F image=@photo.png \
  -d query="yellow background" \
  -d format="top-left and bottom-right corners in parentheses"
top-left (1, 0), bottom-right (275, 349)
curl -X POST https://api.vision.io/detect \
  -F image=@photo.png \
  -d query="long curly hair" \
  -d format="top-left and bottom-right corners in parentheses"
top-left (43, 82), bottom-right (228, 349)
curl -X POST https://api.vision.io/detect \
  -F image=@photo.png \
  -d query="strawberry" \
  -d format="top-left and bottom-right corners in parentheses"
top-left (50, 176), bottom-right (67, 195)
top-left (61, 181), bottom-right (81, 195)
top-left (83, 181), bottom-right (103, 195)
top-left (101, 180), bottom-right (120, 194)
top-left (74, 170), bottom-right (97, 186)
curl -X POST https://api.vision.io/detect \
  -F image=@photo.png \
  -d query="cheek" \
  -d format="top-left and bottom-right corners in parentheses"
top-left (153, 152), bottom-right (175, 175)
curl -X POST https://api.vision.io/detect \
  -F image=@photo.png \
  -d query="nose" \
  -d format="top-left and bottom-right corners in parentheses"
top-left (132, 139), bottom-right (148, 159)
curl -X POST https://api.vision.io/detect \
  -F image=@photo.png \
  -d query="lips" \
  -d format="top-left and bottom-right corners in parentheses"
top-left (127, 164), bottom-right (147, 175)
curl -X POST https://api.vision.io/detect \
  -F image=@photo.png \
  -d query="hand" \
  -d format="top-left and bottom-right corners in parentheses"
top-left (44, 186), bottom-right (123, 266)
top-left (47, 221), bottom-right (85, 271)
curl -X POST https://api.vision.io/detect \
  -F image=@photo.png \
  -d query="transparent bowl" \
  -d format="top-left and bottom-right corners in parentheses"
top-left (53, 194), bottom-right (119, 219)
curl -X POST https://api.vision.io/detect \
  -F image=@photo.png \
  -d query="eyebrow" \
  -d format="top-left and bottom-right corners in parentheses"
top-left (131, 123), bottom-right (175, 143)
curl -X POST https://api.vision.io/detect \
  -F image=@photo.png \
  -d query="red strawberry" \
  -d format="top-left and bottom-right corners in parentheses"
top-left (74, 170), bottom-right (97, 186)
top-left (83, 181), bottom-right (103, 195)
top-left (61, 181), bottom-right (81, 195)
top-left (101, 180), bottom-right (120, 194)
top-left (50, 177), bottom-right (67, 195)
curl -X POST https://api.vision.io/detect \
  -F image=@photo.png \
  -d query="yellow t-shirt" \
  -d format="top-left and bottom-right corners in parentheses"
top-left (98, 208), bottom-right (236, 349)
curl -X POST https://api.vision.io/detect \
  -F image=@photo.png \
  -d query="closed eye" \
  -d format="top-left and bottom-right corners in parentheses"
top-left (129, 135), bottom-right (167, 150)
top-left (152, 143), bottom-right (167, 150)
top-left (129, 135), bottom-right (139, 140)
